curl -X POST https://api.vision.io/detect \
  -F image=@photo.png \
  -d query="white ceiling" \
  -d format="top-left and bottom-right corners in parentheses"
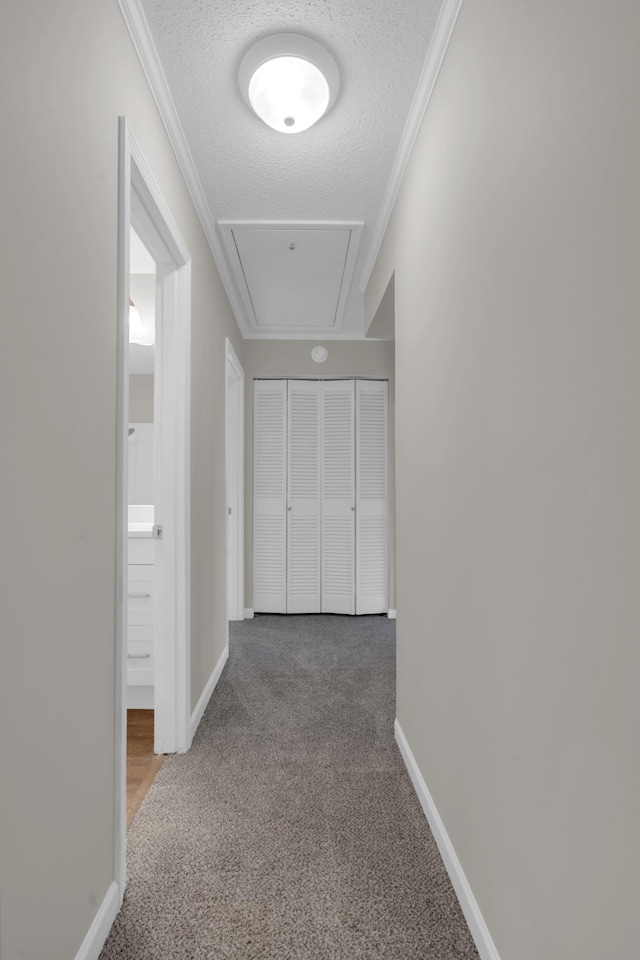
top-left (129, 0), bottom-right (448, 338)
top-left (219, 221), bottom-right (363, 335)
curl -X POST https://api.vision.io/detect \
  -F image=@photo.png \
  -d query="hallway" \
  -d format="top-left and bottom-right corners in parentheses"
top-left (100, 615), bottom-right (478, 959)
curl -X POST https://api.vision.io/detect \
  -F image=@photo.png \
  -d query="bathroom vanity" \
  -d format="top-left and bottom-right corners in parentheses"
top-left (127, 505), bottom-right (155, 708)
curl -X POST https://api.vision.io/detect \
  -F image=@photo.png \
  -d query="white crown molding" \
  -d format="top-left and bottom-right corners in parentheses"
top-left (358, 0), bottom-right (465, 294)
top-left (116, 0), bottom-right (250, 336)
top-left (218, 220), bottom-right (364, 337)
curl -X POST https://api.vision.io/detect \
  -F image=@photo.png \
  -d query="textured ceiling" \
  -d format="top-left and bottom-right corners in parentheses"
top-left (138, 0), bottom-right (444, 336)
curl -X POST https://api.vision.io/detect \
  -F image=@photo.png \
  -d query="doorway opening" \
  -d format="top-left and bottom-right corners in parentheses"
top-left (127, 225), bottom-right (161, 825)
top-left (115, 118), bottom-right (192, 900)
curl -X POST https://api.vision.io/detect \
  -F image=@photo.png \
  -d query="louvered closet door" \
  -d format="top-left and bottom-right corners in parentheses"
top-left (356, 380), bottom-right (389, 614)
top-left (253, 380), bottom-right (287, 613)
top-left (322, 380), bottom-right (355, 614)
top-left (287, 380), bottom-right (322, 613)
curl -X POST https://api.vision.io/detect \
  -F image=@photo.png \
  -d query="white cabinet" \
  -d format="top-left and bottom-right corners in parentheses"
top-left (127, 537), bottom-right (155, 693)
top-left (253, 378), bottom-right (388, 615)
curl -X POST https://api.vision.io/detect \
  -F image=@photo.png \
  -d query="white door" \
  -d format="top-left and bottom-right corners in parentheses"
top-left (356, 380), bottom-right (389, 614)
top-left (287, 380), bottom-right (322, 613)
top-left (253, 380), bottom-right (287, 613)
top-left (321, 380), bottom-right (355, 614)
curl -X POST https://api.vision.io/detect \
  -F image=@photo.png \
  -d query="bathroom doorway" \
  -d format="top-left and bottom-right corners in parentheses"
top-left (126, 226), bottom-right (161, 826)
top-left (115, 118), bottom-right (192, 900)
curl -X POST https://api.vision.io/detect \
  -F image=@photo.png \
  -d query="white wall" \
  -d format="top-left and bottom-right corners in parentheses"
top-left (0, 1), bottom-right (242, 957)
top-left (128, 423), bottom-right (154, 504)
top-left (242, 338), bottom-right (396, 609)
top-left (366, 1), bottom-right (640, 958)
top-left (129, 374), bottom-right (154, 422)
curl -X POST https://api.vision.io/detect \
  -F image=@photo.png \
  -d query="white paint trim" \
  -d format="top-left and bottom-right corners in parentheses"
top-left (225, 338), bottom-right (245, 622)
top-left (243, 608), bottom-right (255, 619)
top-left (190, 645), bottom-right (229, 738)
top-left (387, 608), bottom-right (397, 619)
top-left (116, 0), bottom-right (249, 336)
top-left (242, 330), bottom-right (375, 341)
top-left (114, 119), bottom-right (131, 899)
top-left (358, 0), bottom-right (465, 294)
top-left (217, 220), bottom-right (364, 336)
top-left (151, 260), bottom-right (192, 757)
top-left (394, 720), bottom-right (501, 960)
top-left (73, 881), bottom-right (120, 960)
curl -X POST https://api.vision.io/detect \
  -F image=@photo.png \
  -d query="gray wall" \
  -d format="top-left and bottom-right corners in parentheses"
top-left (242, 339), bottom-right (396, 610)
top-left (0, 2), bottom-right (242, 957)
top-left (129, 375), bottom-right (154, 422)
top-left (366, 273), bottom-right (394, 341)
top-left (366, 1), bottom-right (640, 958)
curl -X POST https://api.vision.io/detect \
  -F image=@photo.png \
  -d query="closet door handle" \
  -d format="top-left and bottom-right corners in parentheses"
top-left (127, 653), bottom-right (151, 660)
top-left (128, 592), bottom-right (151, 599)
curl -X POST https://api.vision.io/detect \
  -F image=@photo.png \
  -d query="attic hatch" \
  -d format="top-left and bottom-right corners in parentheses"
top-left (218, 221), bottom-right (363, 334)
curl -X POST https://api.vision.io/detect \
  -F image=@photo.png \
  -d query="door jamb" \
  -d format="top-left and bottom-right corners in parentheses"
top-left (225, 338), bottom-right (245, 622)
top-left (115, 117), bottom-right (192, 899)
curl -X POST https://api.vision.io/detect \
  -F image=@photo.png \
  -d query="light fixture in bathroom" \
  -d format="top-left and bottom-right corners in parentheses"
top-left (129, 299), bottom-right (143, 341)
top-left (239, 34), bottom-right (339, 134)
top-left (129, 298), bottom-right (154, 346)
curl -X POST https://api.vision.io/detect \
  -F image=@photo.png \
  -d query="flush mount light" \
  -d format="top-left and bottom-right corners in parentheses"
top-left (239, 33), bottom-right (340, 134)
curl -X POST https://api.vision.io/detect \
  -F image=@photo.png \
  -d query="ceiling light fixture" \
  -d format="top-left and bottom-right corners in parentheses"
top-left (239, 33), bottom-right (339, 134)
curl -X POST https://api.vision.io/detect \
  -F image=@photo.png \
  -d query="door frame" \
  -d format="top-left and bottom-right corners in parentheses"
top-left (225, 338), bottom-right (245, 623)
top-left (115, 117), bottom-right (192, 899)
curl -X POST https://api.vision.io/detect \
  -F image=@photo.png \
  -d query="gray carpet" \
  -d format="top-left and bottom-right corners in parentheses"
top-left (101, 615), bottom-right (479, 959)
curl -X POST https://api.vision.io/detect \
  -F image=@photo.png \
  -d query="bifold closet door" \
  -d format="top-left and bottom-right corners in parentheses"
top-left (356, 380), bottom-right (389, 614)
top-left (287, 380), bottom-right (322, 613)
top-left (253, 380), bottom-right (287, 613)
top-left (322, 380), bottom-right (355, 614)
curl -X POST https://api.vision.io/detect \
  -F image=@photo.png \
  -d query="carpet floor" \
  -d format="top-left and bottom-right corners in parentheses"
top-left (100, 614), bottom-right (479, 959)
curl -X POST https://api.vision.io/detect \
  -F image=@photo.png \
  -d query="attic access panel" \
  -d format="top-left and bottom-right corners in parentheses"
top-left (219, 222), bottom-right (363, 333)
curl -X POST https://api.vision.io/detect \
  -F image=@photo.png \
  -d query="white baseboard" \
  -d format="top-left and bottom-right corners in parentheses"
top-left (387, 608), bottom-right (397, 619)
top-left (126, 684), bottom-right (154, 709)
top-left (74, 880), bottom-right (120, 960)
top-left (394, 720), bottom-right (501, 960)
top-left (243, 608), bottom-right (254, 619)
top-left (190, 644), bottom-right (229, 738)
